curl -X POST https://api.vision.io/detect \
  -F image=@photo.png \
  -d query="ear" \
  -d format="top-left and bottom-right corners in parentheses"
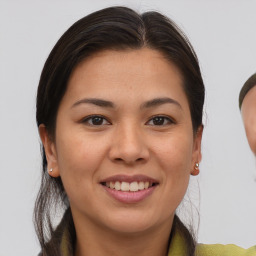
top-left (39, 124), bottom-right (60, 178)
top-left (190, 125), bottom-right (203, 176)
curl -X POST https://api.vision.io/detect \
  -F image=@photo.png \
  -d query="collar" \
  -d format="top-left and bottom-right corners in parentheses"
top-left (59, 226), bottom-right (187, 256)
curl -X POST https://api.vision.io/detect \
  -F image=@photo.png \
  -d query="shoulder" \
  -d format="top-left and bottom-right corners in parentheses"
top-left (196, 243), bottom-right (256, 256)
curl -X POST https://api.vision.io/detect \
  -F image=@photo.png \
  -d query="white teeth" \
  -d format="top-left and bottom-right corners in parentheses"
top-left (110, 181), bottom-right (115, 189)
top-left (115, 181), bottom-right (121, 190)
top-left (104, 181), bottom-right (153, 192)
top-left (130, 181), bottom-right (139, 192)
top-left (121, 182), bottom-right (129, 191)
top-left (138, 181), bottom-right (145, 190)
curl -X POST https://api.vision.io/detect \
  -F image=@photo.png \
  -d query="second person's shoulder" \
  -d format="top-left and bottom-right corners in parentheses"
top-left (196, 243), bottom-right (256, 256)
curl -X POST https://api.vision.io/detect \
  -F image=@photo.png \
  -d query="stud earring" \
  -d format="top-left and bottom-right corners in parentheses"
top-left (49, 168), bottom-right (53, 173)
top-left (191, 162), bottom-right (199, 176)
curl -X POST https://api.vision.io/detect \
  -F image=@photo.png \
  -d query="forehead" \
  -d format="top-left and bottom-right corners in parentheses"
top-left (62, 48), bottom-right (189, 111)
top-left (68, 48), bottom-right (183, 92)
top-left (71, 48), bottom-right (182, 78)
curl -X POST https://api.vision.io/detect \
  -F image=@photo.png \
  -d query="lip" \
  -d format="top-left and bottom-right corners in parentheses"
top-left (100, 174), bottom-right (158, 183)
top-left (102, 186), bottom-right (156, 203)
top-left (100, 174), bottom-right (159, 204)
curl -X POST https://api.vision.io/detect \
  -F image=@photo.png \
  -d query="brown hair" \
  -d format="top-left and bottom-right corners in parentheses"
top-left (239, 73), bottom-right (256, 109)
top-left (34, 6), bottom-right (205, 256)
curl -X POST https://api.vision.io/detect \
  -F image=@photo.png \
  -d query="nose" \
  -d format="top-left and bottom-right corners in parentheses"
top-left (108, 123), bottom-right (150, 165)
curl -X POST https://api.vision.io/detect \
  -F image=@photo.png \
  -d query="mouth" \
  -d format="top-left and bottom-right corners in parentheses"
top-left (101, 181), bottom-right (158, 192)
top-left (100, 175), bottom-right (159, 203)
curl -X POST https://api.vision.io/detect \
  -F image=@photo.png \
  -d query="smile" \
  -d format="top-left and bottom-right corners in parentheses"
top-left (100, 175), bottom-right (159, 203)
top-left (102, 181), bottom-right (155, 192)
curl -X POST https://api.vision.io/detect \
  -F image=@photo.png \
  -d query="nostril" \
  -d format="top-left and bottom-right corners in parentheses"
top-left (114, 157), bottom-right (145, 163)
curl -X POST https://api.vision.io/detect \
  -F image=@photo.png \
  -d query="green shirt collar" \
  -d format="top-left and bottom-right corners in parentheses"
top-left (59, 226), bottom-right (187, 256)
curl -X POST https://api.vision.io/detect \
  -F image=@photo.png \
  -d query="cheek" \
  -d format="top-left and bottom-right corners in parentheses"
top-left (154, 133), bottom-right (194, 173)
top-left (55, 135), bottom-right (105, 207)
top-left (55, 131), bottom-right (106, 186)
top-left (154, 134), bottom-right (193, 201)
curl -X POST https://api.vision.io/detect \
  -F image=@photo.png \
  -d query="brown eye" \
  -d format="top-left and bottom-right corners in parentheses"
top-left (147, 116), bottom-right (174, 126)
top-left (83, 115), bottom-right (110, 126)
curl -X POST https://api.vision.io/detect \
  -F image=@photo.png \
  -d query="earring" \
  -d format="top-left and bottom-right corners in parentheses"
top-left (49, 168), bottom-right (53, 173)
top-left (191, 162), bottom-right (199, 176)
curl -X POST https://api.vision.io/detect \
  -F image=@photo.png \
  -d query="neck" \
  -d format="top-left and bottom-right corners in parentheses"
top-left (74, 216), bottom-right (174, 256)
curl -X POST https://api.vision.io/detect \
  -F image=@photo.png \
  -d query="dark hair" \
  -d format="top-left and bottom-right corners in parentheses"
top-left (239, 72), bottom-right (256, 109)
top-left (34, 6), bottom-right (205, 256)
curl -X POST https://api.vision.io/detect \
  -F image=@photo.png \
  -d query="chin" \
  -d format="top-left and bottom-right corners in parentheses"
top-left (110, 222), bottom-right (155, 235)
top-left (103, 211), bottom-right (159, 234)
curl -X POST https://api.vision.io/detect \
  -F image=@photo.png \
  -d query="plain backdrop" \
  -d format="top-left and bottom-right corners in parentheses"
top-left (1, 1), bottom-right (256, 255)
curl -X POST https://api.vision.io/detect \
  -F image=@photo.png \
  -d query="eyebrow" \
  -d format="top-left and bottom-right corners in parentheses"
top-left (72, 98), bottom-right (115, 108)
top-left (71, 97), bottom-right (181, 109)
top-left (141, 97), bottom-right (182, 109)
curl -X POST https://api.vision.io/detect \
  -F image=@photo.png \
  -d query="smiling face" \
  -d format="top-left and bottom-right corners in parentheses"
top-left (241, 85), bottom-right (256, 155)
top-left (40, 48), bottom-right (202, 237)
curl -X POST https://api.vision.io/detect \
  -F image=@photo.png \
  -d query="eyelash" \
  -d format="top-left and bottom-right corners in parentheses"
top-left (81, 115), bottom-right (111, 126)
top-left (146, 115), bottom-right (175, 126)
top-left (81, 115), bottom-right (175, 127)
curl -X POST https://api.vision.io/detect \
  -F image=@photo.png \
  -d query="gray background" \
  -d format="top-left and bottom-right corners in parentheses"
top-left (1, 0), bottom-right (256, 255)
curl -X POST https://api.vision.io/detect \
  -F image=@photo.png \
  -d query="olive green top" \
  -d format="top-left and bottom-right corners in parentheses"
top-left (58, 225), bottom-right (256, 256)
top-left (169, 229), bottom-right (256, 256)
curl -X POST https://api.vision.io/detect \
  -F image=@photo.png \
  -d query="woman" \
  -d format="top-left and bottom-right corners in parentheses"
top-left (34, 6), bottom-right (256, 256)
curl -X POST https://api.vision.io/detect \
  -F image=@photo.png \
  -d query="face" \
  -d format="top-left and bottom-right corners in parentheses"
top-left (241, 85), bottom-right (256, 155)
top-left (40, 48), bottom-right (202, 236)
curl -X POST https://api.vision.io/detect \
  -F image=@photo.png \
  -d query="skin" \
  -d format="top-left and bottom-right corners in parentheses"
top-left (40, 48), bottom-right (203, 256)
top-left (241, 85), bottom-right (256, 155)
